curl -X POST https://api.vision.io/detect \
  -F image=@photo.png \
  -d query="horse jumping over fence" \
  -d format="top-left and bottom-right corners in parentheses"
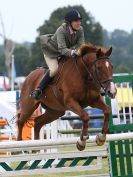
top-left (17, 44), bottom-right (117, 151)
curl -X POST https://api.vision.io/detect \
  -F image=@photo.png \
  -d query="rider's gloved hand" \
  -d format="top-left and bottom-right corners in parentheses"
top-left (71, 49), bottom-right (80, 58)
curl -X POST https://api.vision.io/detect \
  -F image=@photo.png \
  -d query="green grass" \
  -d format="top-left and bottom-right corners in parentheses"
top-left (9, 162), bottom-right (109, 177)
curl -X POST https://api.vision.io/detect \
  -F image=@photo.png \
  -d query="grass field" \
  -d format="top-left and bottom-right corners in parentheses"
top-left (9, 165), bottom-right (109, 177)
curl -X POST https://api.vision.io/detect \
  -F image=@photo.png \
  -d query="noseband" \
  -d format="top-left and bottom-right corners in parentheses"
top-left (80, 56), bottom-right (113, 93)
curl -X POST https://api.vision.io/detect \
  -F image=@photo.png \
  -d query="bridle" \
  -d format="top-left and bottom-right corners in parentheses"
top-left (80, 55), bottom-right (113, 94)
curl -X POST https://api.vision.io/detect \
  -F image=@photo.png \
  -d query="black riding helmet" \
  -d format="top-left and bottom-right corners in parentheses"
top-left (65, 9), bottom-right (82, 23)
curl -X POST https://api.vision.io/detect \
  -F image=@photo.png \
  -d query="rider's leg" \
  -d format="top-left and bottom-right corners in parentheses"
top-left (31, 55), bottom-right (58, 100)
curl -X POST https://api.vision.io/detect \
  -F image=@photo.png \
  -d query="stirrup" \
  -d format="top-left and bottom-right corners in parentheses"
top-left (31, 88), bottom-right (42, 100)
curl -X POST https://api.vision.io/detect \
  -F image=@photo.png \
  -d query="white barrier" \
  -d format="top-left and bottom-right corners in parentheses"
top-left (0, 136), bottom-right (108, 177)
top-left (0, 132), bottom-right (133, 152)
top-left (0, 149), bottom-right (107, 177)
top-left (0, 132), bottom-right (133, 177)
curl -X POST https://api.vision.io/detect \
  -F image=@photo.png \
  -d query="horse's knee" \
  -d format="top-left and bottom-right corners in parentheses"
top-left (81, 111), bottom-right (89, 123)
top-left (17, 113), bottom-right (28, 128)
top-left (17, 113), bottom-right (22, 126)
top-left (34, 116), bottom-right (45, 132)
top-left (34, 117), bottom-right (45, 140)
top-left (34, 121), bottom-right (43, 132)
top-left (104, 106), bottom-right (111, 115)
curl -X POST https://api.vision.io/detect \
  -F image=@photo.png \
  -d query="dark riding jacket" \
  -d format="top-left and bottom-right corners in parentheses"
top-left (40, 23), bottom-right (85, 58)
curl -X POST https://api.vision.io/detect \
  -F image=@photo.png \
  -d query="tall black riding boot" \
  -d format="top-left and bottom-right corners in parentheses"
top-left (31, 71), bottom-right (52, 100)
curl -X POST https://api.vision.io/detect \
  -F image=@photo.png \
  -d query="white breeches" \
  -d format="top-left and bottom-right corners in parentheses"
top-left (44, 55), bottom-right (58, 77)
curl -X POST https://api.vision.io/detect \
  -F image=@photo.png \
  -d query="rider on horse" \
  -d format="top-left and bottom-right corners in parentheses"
top-left (31, 9), bottom-right (85, 100)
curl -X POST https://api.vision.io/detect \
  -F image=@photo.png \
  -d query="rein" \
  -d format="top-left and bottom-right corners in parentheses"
top-left (79, 55), bottom-right (113, 92)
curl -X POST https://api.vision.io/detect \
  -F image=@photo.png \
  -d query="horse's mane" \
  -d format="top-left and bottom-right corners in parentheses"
top-left (79, 44), bottom-right (107, 56)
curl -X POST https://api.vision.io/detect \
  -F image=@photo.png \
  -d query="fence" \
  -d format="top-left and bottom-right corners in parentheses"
top-left (0, 133), bottom-right (133, 176)
top-left (107, 74), bottom-right (133, 177)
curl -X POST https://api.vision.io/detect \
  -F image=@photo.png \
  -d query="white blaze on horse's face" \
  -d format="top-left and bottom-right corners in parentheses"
top-left (105, 61), bottom-right (109, 68)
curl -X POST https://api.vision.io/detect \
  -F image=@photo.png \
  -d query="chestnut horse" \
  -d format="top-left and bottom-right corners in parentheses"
top-left (17, 44), bottom-right (117, 151)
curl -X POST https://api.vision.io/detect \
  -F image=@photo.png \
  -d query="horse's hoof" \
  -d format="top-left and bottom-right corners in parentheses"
top-left (76, 139), bottom-right (86, 151)
top-left (80, 135), bottom-right (89, 141)
top-left (32, 150), bottom-right (40, 154)
top-left (96, 133), bottom-right (106, 146)
top-left (11, 151), bottom-right (22, 155)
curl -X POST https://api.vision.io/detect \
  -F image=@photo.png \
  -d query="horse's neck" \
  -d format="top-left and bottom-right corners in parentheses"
top-left (55, 58), bottom-right (90, 87)
top-left (63, 57), bottom-right (92, 83)
top-left (77, 56), bottom-right (100, 90)
top-left (58, 58), bottom-right (84, 84)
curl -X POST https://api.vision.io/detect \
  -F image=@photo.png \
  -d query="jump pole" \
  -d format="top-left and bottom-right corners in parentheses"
top-left (0, 132), bottom-right (132, 152)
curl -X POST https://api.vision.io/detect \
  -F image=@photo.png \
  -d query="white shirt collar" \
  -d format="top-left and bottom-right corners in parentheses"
top-left (68, 25), bottom-right (76, 35)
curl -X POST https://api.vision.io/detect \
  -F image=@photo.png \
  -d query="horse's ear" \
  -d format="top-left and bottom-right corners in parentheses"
top-left (106, 47), bottom-right (112, 57)
top-left (96, 48), bottom-right (102, 58)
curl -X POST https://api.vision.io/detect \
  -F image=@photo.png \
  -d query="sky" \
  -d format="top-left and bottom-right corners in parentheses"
top-left (0, 0), bottom-right (133, 44)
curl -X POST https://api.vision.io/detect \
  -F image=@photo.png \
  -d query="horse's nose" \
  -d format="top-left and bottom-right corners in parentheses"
top-left (107, 90), bottom-right (114, 98)
top-left (107, 88), bottom-right (117, 98)
top-left (100, 88), bottom-right (105, 96)
top-left (110, 82), bottom-right (117, 93)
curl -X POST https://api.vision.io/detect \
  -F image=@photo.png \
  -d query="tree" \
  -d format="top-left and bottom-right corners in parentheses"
top-left (103, 29), bottom-right (133, 73)
top-left (30, 5), bottom-right (103, 69)
top-left (14, 45), bottom-right (31, 76)
top-left (0, 13), bottom-right (15, 85)
top-left (90, 22), bottom-right (103, 45)
top-left (109, 29), bottom-right (129, 47)
top-left (0, 45), bottom-right (6, 75)
top-left (115, 65), bottom-right (131, 73)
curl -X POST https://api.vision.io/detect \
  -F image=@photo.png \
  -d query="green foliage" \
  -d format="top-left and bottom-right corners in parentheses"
top-left (90, 22), bottom-right (103, 45)
top-left (103, 29), bottom-right (133, 73)
top-left (115, 65), bottom-right (131, 73)
top-left (29, 38), bottom-right (45, 70)
top-left (14, 44), bottom-right (31, 76)
top-left (0, 45), bottom-right (6, 75)
top-left (109, 29), bottom-right (129, 47)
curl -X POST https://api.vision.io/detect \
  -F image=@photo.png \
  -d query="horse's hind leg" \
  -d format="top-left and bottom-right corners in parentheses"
top-left (17, 112), bottom-right (32, 141)
top-left (34, 108), bottom-right (65, 140)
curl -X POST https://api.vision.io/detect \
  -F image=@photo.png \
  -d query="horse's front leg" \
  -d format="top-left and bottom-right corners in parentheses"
top-left (92, 96), bottom-right (111, 146)
top-left (65, 98), bottom-right (90, 151)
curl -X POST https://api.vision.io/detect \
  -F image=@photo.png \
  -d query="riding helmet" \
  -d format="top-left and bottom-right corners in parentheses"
top-left (65, 9), bottom-right (82, 22)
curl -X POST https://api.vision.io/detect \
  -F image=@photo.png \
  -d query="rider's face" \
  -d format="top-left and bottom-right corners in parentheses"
top-left (71, 20), bottom-right (81, 30)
